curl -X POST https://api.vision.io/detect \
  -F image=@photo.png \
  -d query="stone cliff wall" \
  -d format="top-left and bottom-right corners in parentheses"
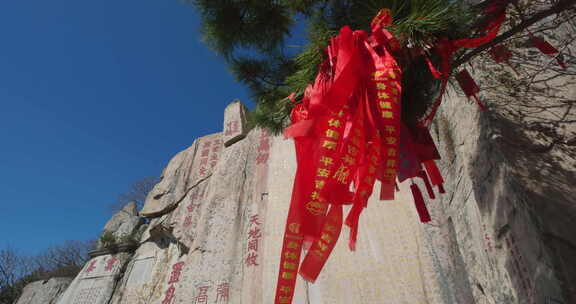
top-left (15, 83), bottom-right (573, 303)
top-left (14, 277), bottom-right (72, 304)
top-left (46, 101), bottom-right (453, 304)
top-left (105, 103), bottom-right (449, 304)
top-left (415, 15), bottom-right (576, 303)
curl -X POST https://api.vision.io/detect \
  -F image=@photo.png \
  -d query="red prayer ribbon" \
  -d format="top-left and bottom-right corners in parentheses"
top-left (455, 69), bottom-right (487, 110)
top-left (274, 3), bottom-right (514, 301)
top-left (529, 34), bottom-right (567, 69)
top-left (276, 11), bottom-right (403, 303)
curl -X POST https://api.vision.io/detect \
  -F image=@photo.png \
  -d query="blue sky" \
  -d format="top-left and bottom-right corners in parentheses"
top-left (0, 0), bottom-right (258, 255)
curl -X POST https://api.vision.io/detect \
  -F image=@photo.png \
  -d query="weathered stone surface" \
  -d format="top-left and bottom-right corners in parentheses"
top-left (55, 253), bottom-right (131, 304)
top-left (105, 120), bottom-right (450, 303)
top-left (140, 133), bottom-right (224, 218)
top-left (222, 100), bottom-right (249, 147)
top-left (421, 73), bottom-right (575, 304)
top-left (109, 128), bottom-right (271, 304)
top-left (262, 136), bottom-right (445, 304)
top-left (46, 84), bottom-right (574, 303)
top-left (101, 201), bottom-right (142, 243)
top-left (15, 277), bottom-right (72, 304)
top-left (408, 16), bottom-right (576, 304)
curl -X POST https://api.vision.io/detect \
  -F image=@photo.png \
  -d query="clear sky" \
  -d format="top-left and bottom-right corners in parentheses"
top-left (0, 0), bottom-right (255, 255)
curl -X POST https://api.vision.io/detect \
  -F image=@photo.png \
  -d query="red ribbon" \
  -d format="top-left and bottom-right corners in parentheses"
top-left (423, 160), bottom-right (444, 186)
top-left (410, 182), bottom-right (431, 223)
top-left (529, 34), bottom-right (567, 69)
top-left (455, 69), bottom-right (487, 110)
top-left (489, 44), bottom-right (520, 75)
top-left (274, 2), bottom-right (514, 300)
top-left (421, 1), bottom-right (509, 125)
top-left (276, 10), bottom-right (403, 303)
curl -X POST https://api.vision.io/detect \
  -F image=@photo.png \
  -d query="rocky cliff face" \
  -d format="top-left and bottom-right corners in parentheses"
top-left (15, 70), bottom-right (574, 303)
top-left (423, 64), bottom-right (576, 303)
top-left (14, 277), bottom-right (72, 304)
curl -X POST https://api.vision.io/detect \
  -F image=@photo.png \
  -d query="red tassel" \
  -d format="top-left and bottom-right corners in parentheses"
top-left (380, 182), bottom-right (395, 200)
top-left (455, 69), bottom-right (479, 96)
top-left (529, 35), bottom-right (567, 69)
top-left (419, 170), bottom-right (436, 199)
top-left (349, 222), bottom-right (359, 251)
top-left (438, 183), bottom-right (446, 194)
top-left (455, 69), bottom-right (487, 110)
top-left (530, 35), bottom-right (558, 54)
top-left (556, 56), bottom-right (567, 70)
top-left (472, 94), bottom-right (488, 110)
top-left (489, 44), bottom-right (512, 63)
top-left (489, 44), bottom-right (520, 75)
top-left (423, 160), bottom-right (443, 186)
top-left (410, 183), bottom-right (431, 223)
top-left (345, 201), bottom-right (364, 251)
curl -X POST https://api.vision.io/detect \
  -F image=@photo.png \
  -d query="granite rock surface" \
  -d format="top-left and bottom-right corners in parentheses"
top-left (14, 277), bottom-right (72, 304)
top-left (19, 81), bottom-right (574, 303)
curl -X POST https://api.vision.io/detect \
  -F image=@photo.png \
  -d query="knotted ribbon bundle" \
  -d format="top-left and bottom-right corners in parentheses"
top-left (275, 10), bottom-right (444, 304)
top-left (274, 4), bottom-right (513, 303)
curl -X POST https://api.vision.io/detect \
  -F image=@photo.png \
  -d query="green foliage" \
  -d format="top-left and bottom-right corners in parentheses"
top-left (193, 0), bottom-right (294, 58)
top-left (192, 0), bottom-right (475, 132)
top-left (110, 176), bottom-right (159, 212)
top-left (118, 234), bottom-right (139, 245)
top-left (248, 91), bottom-right (293, 135)
top-left (99, 231), bottom-right (117, 248)
top-left (285, 12), bottom-right (336, 95)
top-left (0, 241), bottom-right (92, 303)
top-left (347, 0), bottom-right (475, 48)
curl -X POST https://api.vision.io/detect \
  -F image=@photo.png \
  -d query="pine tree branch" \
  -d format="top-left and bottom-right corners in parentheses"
top-left (454, 0), bottom-right (576, 68)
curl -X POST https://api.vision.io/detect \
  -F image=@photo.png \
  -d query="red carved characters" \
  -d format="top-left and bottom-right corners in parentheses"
top-left (245, 215), bottom-right (261, 267)
top-left (199, 141), bottom-right (211, 177)
top-left (162, 286), bottom-right (176, 304)
top-left (183, 215), bottom-right (193, 228)
top-left (85, 260), bottom-right (97, 273)
top-left (198, 138), bottom-right (222, 177)
top-left (184, 188), bottom-right (203, 230)
top-left (161, 261), bottom-right (185, 304)
top-left (256, 130), bottom-right (270, 165)
top-left (168, 262), bottom-right (185, 284)
top-left (210, 140), bottom-right (221, 168)
top-left (506, 235), bottom-right (535, 303)
top-left (216, 282), bottom-right (230, 303)
top-left (224, 121), bottom-right (239, 136)
top-left (195, 286), bottom-right (209, 304)
top-left (104, 257), bottom-right (117, 271)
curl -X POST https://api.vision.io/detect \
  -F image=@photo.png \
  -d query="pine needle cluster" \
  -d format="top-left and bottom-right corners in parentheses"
top-left (191, 0), bottom-right (476, 133)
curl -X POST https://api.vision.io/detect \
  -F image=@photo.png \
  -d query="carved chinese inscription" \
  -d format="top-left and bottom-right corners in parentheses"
top-left (245, 215), bottom-right (262, 267)
top-left (195, 286), bottom-right (210, 304)
top-left (506, 234), bottom-right (535, 303)
top-left (216, 282), bottom-right (230, 303)
top-left (223, 100), bottom-right (248, 146)
top-left (256, 130), bottom-right (270, 165)
top-left (161, 261), bottom-right (185, 304)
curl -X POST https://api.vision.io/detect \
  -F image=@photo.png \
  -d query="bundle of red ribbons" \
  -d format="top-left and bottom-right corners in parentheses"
top-left (274, 2), bottom-right (565, 303)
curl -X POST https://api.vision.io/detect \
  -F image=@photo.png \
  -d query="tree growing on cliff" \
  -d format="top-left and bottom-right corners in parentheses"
top-left (0, 240), bottom-right (93, 303)
top-left (0, 246), bottom-right (27, 303)
top-left (109, 177), bottom-right (159, 212)
top-left (189, 0), bottom-right (576, 133)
